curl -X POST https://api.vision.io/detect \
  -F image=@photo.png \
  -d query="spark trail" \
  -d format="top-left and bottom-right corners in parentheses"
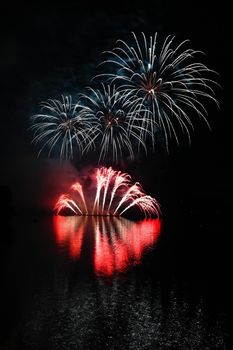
top-left (70, 182), bottom-right (88, 214)
top-left (54, 194), bottom-right (83, 215)
top-left (30, 95), bottom-right (94, 159)
top-left (78, 84), bottom-right (148, 163)
top-left (54, 167), bottom-right (160, 218)
top-left (96, 32), bottom-right (219, 149)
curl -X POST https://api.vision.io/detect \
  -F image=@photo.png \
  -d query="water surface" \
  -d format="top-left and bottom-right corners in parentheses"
top-left (0, 214), bottom-right (230, 349)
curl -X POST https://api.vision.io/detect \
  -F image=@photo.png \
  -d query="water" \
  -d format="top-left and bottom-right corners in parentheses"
top-left (53, 216), bottom-right (161, 276)
top-left (0, 212), bottom-right (230, 349)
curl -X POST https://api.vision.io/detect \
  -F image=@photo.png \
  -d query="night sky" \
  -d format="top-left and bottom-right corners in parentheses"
top-left (0, 1), bottom-right (232, 215)
top-left (0, 1), bottom-right (232, 348)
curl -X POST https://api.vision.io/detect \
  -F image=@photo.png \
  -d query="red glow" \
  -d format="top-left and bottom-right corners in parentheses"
top-left (53, 216), bottom-right (85, 259)
top-left (53, 216), bottom-right (161, 276)
top-left (54, 166), bottom-right (160, 218)
top-left (94, 229), bottom-right (115, 276)
top-left (94, 218), bottom-right (161, 276)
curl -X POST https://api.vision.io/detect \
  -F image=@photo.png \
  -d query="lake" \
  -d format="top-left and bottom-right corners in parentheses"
top-left (0, 209), bottom-right (230, 349)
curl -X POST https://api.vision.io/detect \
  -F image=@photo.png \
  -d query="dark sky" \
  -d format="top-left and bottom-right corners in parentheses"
top-left (0, 1), bottom-right (232, 213)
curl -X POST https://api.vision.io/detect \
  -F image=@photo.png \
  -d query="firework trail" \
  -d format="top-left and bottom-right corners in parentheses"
top-left (101, 167), bottom-right (115, 214)
top-left (70, 182), bottom-right (88, 214)
top-left (113, 182), bottom-right (144, 214)
top-left (119, 195), bottom-right (160, 217)
top-left (30, 95), bottom-right (94, 159)
top-left (92, 167), bottom-right (109, 215)
top-left (95, 32), bottom-right (219, 149)
top-left (107, 170), bottom-right (131, 213)
top-left (54, 194), bottom-right (83, 215)
top-left (78, 84), bottom-right (149, 163)
top-left (54, 166), bottom-right (160, 218)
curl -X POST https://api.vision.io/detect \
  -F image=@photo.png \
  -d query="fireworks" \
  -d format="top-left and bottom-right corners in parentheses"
top-left (30, 32), bottom-right (219, 159)
top-left (96, 32), bottom-right (219, 149)
top-left (54, 194), bottom-right (83, 215)
top-left (54, 166), bottom-right (160, 218)
top-left (78, 84), bottom-right (148, 163)
top-left (30, 95), bottom-right (94, 159)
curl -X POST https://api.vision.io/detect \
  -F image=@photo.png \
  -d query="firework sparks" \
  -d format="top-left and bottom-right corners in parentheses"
top-left (107, 170), bottom-right (131, 213)
top-left (54, 194), bottom-right (83, 215)
top-left (101, 167), bottom-right (115, 214)
top-left (119, 195), bottom-right (160, 217)
top-left (112, 182), bottom-right (144, 214)
top-left (92, 166), bottom-right (109, 215)
top-left (96, 32), bottom-right (219, 149)
top-left (78, 84), bottom-right (149, 163)
top-left (54, 166), bottom-right (160, 218)
top-left (30, 95), bottom-right (94, 159)
top-left (70, 182), bottom-right (88, 214)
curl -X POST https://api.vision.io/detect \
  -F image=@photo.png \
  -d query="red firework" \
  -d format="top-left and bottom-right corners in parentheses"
top-left (54, 167), bottom-right (160, 218)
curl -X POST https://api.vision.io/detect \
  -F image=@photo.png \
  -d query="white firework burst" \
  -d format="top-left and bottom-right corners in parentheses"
top-left (95, 32), bottom-right (220, 149)
top-left (30, 95), bottom-right (94, 159)
top-left (78, 84), bottom-right (150, 163)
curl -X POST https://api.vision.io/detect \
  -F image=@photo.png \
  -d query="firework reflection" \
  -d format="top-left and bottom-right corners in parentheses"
top-left (53, 216), bottom-right (87, 259)
top-left (53, 216), bottom-right (161, 276)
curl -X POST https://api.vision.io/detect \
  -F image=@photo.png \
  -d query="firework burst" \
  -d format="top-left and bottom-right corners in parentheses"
top-left (30, 95), bottom-right (94, 159)
top-left (54, 166), bottom-right (160, 218)
top-left (96, 32), bottom-right (219, 149)
top-left (78, 84), bottom-right (149, 163)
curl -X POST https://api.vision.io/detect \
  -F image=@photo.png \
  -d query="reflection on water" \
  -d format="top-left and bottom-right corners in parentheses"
top-left (53, 216), bottom-right (87, 259)
top-left (53, 216), bottom-right (161, 276)
top-left (1, 216), bottom-right (229, 349)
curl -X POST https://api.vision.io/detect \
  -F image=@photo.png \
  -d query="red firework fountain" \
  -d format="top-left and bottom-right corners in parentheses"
top-left (54, 167), bottom-right (160, 218)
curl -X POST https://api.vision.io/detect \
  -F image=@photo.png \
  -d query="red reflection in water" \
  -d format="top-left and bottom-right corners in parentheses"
top-left (94, 217), bottom-right (161, 276)
top-left (53, 216), bottom-right (86, 259)
top-left (53, 216), bottom-right (161, 275)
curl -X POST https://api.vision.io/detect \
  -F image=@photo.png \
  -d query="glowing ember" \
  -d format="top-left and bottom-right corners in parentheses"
top-left (54, 167), bottom-right (160, 218)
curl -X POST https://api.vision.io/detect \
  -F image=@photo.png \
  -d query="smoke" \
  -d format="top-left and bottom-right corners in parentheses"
top-left (1, 156), bottom-right (80, 214)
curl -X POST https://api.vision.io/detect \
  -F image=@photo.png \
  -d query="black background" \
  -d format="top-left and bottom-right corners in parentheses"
top-left (0, 0), bottom-right (232, 348)
top-left (0, 1), bottom-right (232, 211)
